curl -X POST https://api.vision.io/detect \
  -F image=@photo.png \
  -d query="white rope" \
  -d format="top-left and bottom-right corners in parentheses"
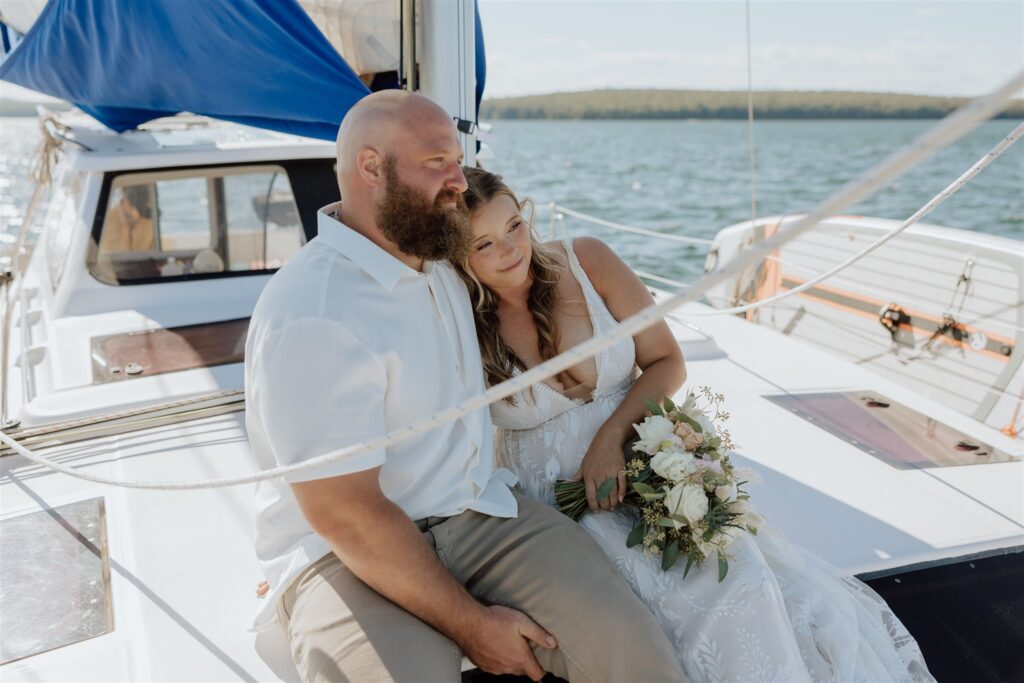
top-left (554, 205), bottom-right (714, 246)
top-left (634, 270), bottom-right (691, 289)
top-left (1, 70), bottom-right (1021, 491)
top-left (691, 120), bottom-right (1024, 316)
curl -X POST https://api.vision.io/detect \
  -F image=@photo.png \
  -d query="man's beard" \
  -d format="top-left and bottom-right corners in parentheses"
top-left (375, 159), bottom-right (471, 263)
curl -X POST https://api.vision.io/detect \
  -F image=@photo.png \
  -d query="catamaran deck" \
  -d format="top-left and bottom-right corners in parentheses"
top-left (2, 297), bottom-right (1020, 680)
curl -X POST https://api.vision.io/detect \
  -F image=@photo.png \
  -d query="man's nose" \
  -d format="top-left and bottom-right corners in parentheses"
top-left (447, 163), bottom-right (468, 193)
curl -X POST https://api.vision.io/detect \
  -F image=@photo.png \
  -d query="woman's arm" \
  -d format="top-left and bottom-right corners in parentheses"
top-left (572, 236), bottom-right (687, 511)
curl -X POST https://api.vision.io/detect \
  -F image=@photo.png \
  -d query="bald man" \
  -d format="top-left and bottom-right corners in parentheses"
top-left (244, 91), bottom-right (686, 683)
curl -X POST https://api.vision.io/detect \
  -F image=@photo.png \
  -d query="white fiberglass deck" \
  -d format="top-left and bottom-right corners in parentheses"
top-left (1, 298), bottom-right (1020, 681)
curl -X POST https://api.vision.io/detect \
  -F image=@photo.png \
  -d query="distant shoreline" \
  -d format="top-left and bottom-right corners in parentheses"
top-left (4, 89), bottom-right (1021, 121)
top-left (481, 89), bottom-right (1024, 120)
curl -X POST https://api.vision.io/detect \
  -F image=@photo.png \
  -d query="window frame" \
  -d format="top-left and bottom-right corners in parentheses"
top-left (87, 158), bottom-right (338, 286)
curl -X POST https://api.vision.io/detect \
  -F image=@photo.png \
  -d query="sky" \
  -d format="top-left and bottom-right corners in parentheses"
top-left (478, 0), bottom-right (1024, 98)
top-left (1, 0), bottom-right (1021, 103)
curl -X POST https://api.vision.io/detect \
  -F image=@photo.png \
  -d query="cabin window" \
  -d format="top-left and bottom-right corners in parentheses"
top-left (88, 165), bottom-right (305, 284)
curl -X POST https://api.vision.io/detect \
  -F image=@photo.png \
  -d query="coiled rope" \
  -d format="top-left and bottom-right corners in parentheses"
top-left (1, 70), bottom-right (1021, 490)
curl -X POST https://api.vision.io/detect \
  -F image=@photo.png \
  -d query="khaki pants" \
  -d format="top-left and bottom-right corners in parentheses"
top-left (278, 493), bottom-right (686, 683)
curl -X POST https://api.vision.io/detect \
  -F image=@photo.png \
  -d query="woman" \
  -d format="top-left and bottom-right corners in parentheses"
top-left (457, 167), bottom-right (934, 683)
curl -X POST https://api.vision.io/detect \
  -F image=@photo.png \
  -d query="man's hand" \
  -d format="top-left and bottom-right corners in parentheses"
top-left (573, 429), bottom-right (627, 512)
top-left (460, 605), bottom-right (557, 682)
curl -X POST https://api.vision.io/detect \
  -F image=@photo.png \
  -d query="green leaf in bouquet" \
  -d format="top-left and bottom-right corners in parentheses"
top-left (633, 482), bottom-right (665, 501)
top-left (644, 397), bottom-right (664, 416)
top-left (635, 467), bottom-right (653, 483)
top-left (626, 522), bottom-right (646, 548)
top-left (677, 412), bottom-right (703, 433)
top-left (669, 513), bottom-right (689, 527)
top-left (661, 540), bottom-right (680, 571)
top-left (657, 517), bottom-right (678, 528)
top-left (662, 396), bottom-right (677, 413)
top-left (702, 528), bottom-right (716, 542)
top-left (683, 550), bottom-right (697, 578)
top-left (596, 478), bottom-right (617, 502)
top-left (632, 481), bottom-right (656, 495)
top-left (718, 554), bottom-right (729, 582)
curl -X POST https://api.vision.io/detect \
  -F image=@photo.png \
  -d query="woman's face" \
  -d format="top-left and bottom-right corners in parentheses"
top-left (466, 193), bottom-right (533, 289)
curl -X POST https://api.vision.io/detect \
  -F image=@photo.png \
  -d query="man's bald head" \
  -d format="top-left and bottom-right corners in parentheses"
top-left (329, 90), bottom-right (470, 265)
top-left (336, 90), bottom-right (455, 177)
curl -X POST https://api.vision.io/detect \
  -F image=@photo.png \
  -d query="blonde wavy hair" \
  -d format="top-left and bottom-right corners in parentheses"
top-left (457, 167), bottom-right (564, 402)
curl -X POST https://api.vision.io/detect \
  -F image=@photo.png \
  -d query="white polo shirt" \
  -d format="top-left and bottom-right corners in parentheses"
top-left (245, 202), bottom-right (518, 630)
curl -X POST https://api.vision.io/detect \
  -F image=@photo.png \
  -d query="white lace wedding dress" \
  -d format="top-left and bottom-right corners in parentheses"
top-left (491, 239), bottom-right (934, 682)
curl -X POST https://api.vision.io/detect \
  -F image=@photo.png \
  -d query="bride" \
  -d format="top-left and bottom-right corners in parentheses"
top-left (456, 167), bottom-right (935, 683)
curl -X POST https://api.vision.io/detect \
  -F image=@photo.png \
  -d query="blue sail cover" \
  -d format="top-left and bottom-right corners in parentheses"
top-left (0, 0), bottom-right (484, 141)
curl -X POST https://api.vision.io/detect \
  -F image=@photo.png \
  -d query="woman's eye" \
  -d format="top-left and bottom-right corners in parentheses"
top-left (509, 221), bottom-right (523, 232)
top-left (476, 241), bottom-right (493, 251)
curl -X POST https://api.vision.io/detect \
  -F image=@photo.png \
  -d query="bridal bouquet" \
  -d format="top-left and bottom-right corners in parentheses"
top-left (554, 387), bottom-right (763, 581)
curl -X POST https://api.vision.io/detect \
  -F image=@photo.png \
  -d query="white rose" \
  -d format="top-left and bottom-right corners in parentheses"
top-left (715, 482), bottom-right (737, 502)
top-left (650, 450), bottom-right (695, 482)
top-left (661, 434), bottom-right (685, 452)
top-left (665, 483), bottom-right (709, 525)
top-left (633, 415), bottom-right (677, 455)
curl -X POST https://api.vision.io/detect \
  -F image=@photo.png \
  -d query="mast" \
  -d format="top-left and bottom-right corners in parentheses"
top-left (418, 0), bottom-right (477, 166)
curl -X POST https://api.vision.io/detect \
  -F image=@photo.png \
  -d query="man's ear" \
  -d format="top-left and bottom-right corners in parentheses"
top-left (356, 148), bottom-right (385, 187)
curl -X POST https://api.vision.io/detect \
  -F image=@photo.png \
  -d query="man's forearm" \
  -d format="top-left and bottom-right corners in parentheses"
top-left (324, 496), bottom-right (486, 644)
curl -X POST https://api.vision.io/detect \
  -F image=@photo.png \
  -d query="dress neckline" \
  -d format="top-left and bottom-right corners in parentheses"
top-left (513, 238), bottom-right (605, 405)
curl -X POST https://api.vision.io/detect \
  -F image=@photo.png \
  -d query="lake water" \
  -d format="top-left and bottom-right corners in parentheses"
top-left (1, 116), bottom-right (1021, 283)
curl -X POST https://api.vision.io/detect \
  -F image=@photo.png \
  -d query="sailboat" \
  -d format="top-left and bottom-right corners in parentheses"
top-left (0, 1), bottom-right (1020, 681)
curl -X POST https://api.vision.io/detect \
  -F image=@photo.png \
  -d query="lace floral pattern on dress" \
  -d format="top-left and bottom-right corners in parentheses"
top-left (490, 239), bottom-right (934, 682)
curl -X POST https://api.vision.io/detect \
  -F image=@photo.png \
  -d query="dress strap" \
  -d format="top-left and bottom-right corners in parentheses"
top-left (560, 238), bottom-right (608, 325)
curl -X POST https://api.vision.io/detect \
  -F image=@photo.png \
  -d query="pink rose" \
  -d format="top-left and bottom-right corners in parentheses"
top-left (673, 422), bottom-right (704, 451)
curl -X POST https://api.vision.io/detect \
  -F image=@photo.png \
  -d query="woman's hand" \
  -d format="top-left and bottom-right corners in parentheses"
top-left (256, 580), bottom-right (269, 598)
top-left (572, 428), bottom-right (627, 512)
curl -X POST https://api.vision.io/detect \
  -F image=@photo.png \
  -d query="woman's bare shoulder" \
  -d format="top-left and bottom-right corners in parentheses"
top-left (570, 237), bottom-right (626, 289)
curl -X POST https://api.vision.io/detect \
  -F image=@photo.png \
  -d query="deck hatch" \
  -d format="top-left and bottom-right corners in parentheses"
top-left (91, 317), bottom-right (249, 383)
top-left (764, 390), bottom-right (1018, 469)
top-left (0, 497), bottom-right (112, 664)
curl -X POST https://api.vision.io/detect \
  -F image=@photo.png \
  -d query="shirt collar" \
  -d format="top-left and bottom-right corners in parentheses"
top-left (316, 201), bottom-right (419, 292)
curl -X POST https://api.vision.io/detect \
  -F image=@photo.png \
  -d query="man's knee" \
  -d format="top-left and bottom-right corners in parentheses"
top-left (285, 557), bottom-right (460, 682)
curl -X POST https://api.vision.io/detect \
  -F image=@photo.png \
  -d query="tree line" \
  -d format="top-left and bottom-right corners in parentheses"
top-left (480, 90), bottom-right (1024, 120)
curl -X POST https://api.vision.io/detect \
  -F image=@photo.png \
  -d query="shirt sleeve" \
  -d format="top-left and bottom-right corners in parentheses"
top-left (249, 318), bottom-right (388, 483)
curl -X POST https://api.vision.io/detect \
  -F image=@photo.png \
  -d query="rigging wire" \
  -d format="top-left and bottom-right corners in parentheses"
top-left (744, 0), bottom-right (758, 227)
top-left (689, 121), bottom-right (1024, 316)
